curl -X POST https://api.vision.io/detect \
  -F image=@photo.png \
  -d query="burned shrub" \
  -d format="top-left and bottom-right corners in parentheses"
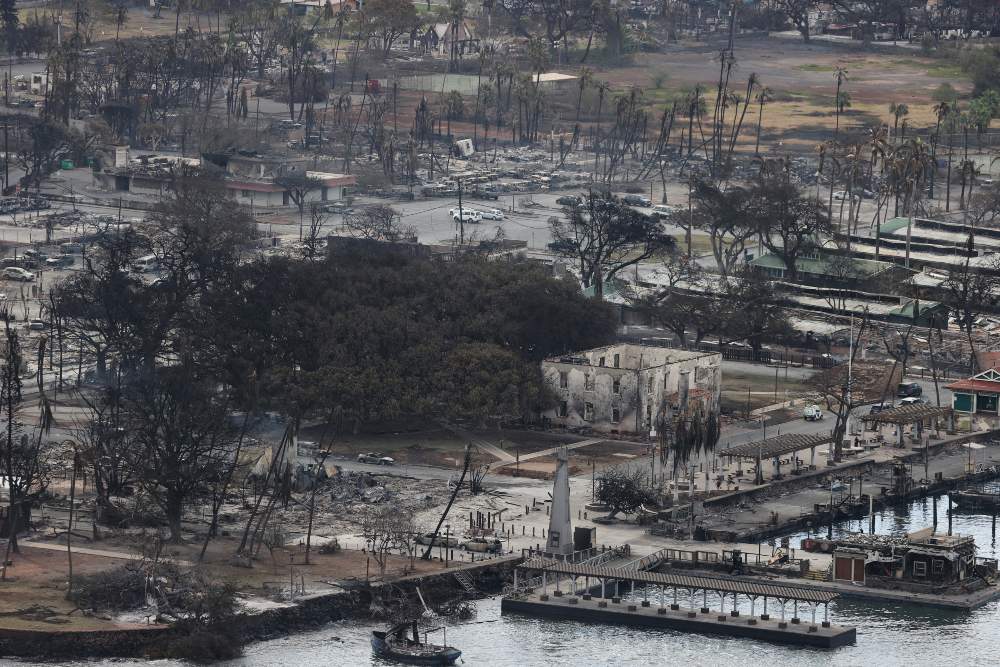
top-left (69, 563), bottom-right (161, 611)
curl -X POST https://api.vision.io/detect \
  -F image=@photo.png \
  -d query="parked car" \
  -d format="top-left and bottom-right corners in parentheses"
top-left (464, 538), bottom-right (502, 554)
top-left (652, 204), bottom-right (680, 219)
top-left (415, 533), bottom-right (460, 547)
top-left (357, 452), bottom-right (395, 465)
top-left (473, 188), bottom-right (500, 200)
top-left (2, 267), bottom-right (34, 281)
top-left (897, 382), bottom-right (923, 398)
top-left (869, 403), bottom-right (892, 415)
top-left (833, 190), bottom-right (860, 202)
top-left (60, 242), bottom-right (83, 254)
top-left (28, 319), bottom-right (46, 331)
top-left (323, 202), bottom-right (353, 214)
top-left (556, 195), bottom-right (582, 207)
top-left (803, 405), bottom-right (824, 421)
top-left (622, 194), bottom-right (652, 207)
top-left (899, 397), bottom-right (926, 406)
top-left (477, 208), bottom-right (504, 221)
top-left (45, 254), bottom-right (74, 268)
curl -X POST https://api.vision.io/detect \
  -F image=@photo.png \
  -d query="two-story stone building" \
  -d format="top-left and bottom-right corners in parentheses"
top-left (541, 344), bottom-right (722, 435)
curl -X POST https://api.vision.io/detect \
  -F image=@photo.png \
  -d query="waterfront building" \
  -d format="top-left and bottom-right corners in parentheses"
top-left (830, 528), bottom-right (995, 589)
top-left (541, 344), bottom-right (721, 435)
top-left (946, 368), bottom-right (1000, 431)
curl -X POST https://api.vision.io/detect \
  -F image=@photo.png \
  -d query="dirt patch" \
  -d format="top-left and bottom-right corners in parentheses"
top-left (302, 427), bottom-right (470, 467)
top-left (471, 429), bottom-right (584, 456)
top-left (0, 547), bottom-right (151, 631)
top-left (585, 37), bottom-right (970, 153)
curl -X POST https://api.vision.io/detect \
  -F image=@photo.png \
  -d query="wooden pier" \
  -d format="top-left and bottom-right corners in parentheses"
top-left (502, 557), bottom-right (856, 649)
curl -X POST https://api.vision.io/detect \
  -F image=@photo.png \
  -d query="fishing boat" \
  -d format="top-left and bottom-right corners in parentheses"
top-left (371, 621), bottom-right (462, 665)
top-left (950, 490), bottom-right (1000, 512)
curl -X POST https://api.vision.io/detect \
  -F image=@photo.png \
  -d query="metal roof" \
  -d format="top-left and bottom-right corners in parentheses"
top-left (718, 433), bottom-right (832, 461)
top-left (519, 557), bottom-right (838, 603)
top-left (864, 404), bottom-right (952, 425)
top-left (946, 379), bottom-right (1000, 393)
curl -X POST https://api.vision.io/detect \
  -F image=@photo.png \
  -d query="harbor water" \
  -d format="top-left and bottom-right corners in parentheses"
top-left (11, 491), bottom-right (1000, 667)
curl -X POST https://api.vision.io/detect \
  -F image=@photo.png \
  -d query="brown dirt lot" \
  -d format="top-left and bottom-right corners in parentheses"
top-left (597, 38), bottom-right (969, 148)
top-left (0, 546), bottom-right (147, 631)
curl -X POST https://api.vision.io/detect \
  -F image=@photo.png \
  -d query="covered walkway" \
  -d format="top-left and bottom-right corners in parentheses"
top-left (513, 556), bottom-right (840, 626)
top-left (720, 433), bottom-right (833, 484)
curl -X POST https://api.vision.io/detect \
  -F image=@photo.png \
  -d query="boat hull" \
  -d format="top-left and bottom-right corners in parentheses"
top-left (371, 633), bottom-right (462, 665)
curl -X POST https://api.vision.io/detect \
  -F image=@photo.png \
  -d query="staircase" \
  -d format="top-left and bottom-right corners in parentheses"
top-left (453, 571), bottom-right (477, 596)
top-left (802, 565), bottom-right (831, 582)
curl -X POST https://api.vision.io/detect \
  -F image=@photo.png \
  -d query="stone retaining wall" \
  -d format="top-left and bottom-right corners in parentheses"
top-left (0, 557), bottom-right (520, 659)
top-left (0, 626), bottom-right (175, 659)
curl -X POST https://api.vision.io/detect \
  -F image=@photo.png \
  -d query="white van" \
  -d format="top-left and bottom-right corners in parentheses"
top-left (132, 254), bottom-right (159, 272)
top-left (803, 405), bottom-right (824, 421)
top-left (449, 208), bottom-right (482, 223)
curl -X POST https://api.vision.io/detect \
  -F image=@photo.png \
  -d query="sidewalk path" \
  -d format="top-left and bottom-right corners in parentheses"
top-left (493, 438), bottom-right (604, 469)
top-left (20, 539), bottom-right (194, 566)
top-left (439, 421), bottom-right (516, 463)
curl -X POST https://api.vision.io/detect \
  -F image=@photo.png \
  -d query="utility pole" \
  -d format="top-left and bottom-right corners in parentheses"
top-left (2, 123), bottom-right (7, 193)
top-left (828, 479), bottom-right (835, 540)
top-left (457, 178), bottom-right (464, 246)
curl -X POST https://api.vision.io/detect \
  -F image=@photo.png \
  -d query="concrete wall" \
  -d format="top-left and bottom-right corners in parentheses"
top-left (542, 345), bottom-right (721, 435)
top-left (231, 185), bottom-right (347, 209)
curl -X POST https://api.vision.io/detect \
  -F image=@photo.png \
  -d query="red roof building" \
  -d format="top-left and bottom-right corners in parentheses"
top-left (946, 369), bottom-right (1000, 415)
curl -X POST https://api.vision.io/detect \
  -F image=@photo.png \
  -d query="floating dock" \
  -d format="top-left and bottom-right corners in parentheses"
top-left (503, 556), bottom-right (856, 649)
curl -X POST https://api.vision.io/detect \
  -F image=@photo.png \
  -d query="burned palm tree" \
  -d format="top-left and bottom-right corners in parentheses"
top-left (834, 67), bottom-right (848, 135)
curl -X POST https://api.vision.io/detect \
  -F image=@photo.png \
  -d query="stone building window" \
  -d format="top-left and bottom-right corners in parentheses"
top-left (599, 356), bottom-right (606, 367)
top-left (613, 353), bottom-right (620, 368)
top-left (585, 374), bottom-right (595, 391)
top-left (612, 378), bottom-right (621, 394)
top-left (558, 401), bottom-right (568, 417)
top-left (584, 402), bottom-right (594, 421)
top-left (647, 376), bottom-right (653, 393)
top-left (559, 371), bottom-right (568, 389)
top-left (611, 407), bottom-right (621, 423)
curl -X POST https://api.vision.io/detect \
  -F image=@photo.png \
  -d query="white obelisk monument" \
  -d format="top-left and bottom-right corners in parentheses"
top-left (546, 447), bottom-right (574, 555)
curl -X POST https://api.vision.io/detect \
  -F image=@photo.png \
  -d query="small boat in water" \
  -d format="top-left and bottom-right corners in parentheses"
top-left (371, 621), bottom-right (462, 665)
top-left (950, 490), bottom-right (1000, 512)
